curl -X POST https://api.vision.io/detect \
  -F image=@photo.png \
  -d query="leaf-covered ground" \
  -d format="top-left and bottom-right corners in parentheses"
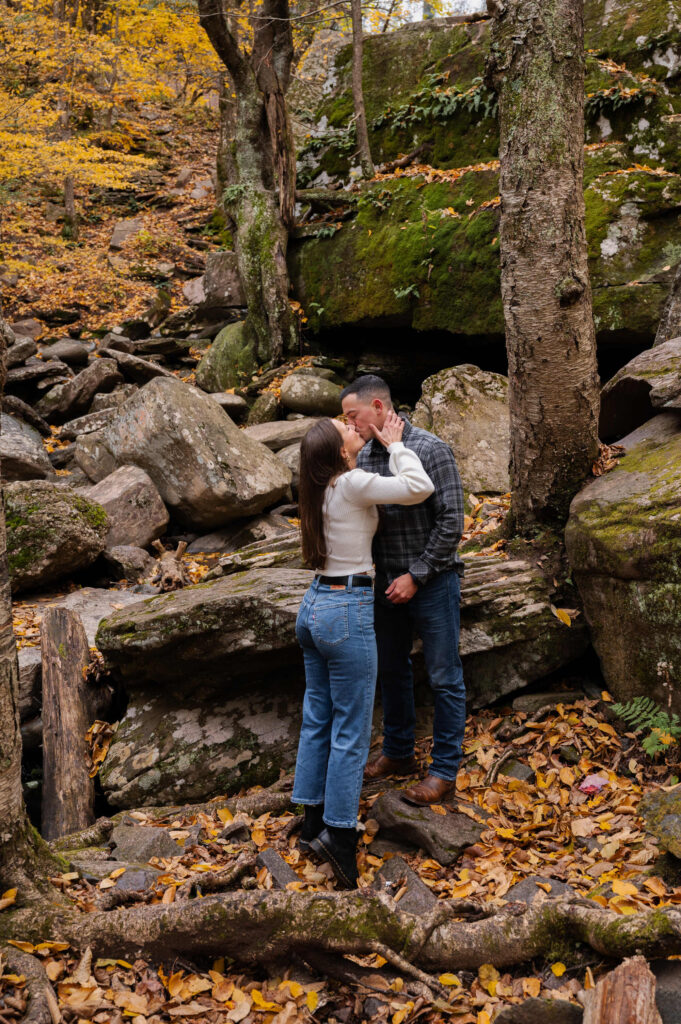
top-left (3, 692), bottom-right (680, 1024)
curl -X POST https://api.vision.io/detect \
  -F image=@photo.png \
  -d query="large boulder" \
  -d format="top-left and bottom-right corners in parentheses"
top-left (600, 337), bottom-right (681, 440)
top-left (0, 414), bottom-right (54, 481)
top-left (412, 365), bottom-right (510, 495)
top-left (73, 377), bottom-right (291, 529)
top-left (85, 465), bottom-right (168, 548)
top-left (97, 568), bottom-right (310, 806)
top-left (195, 321), bottom-right (258, 392)
top-left (565, 411), bottom-right (681, 709)
top-left (203, 251), bottom-right (245, 308)
top-left (95, 549), bottom-right (586, 807)
top-left (280, 373), bottom-right (342, 416)
top-left (243, 417), bottom-right (320, 451)
top-left (35, 359), bottom-right (123, 422)
top-left (6, 481), bottom-right (108, 593)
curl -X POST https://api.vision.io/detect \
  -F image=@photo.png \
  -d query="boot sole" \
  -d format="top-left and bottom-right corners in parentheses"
top-left (308, 834), bottom-right (356, 889)
top-left (363, 762), bottom-right (418, 782)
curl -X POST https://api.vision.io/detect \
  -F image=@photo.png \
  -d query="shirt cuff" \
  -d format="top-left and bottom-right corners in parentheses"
top-left (408, 557), bottom-right (432, 586)
top-left (386, 441), bottom-right (405, 452)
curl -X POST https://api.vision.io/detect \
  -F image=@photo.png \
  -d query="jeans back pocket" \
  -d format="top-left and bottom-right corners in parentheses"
top-left (312, 601), bottom-right (350, 647)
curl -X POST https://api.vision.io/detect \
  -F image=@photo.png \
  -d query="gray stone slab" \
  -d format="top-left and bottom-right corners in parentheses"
top-left (494, 998), bottom-right (582, 1024)
top-left (371, 789), bottom-right (484, 866)
top-left (654, 959), bottom-right (681, 1024)
top-left (512, 691), bottom-right (582, 714)
top-left (256, 848), bottom-right (299, 889)
top-left (110, 824), bottom-right (181, 863)
top-left (372, 855), bottom-right (437, 915)
top-left (504, 876), bottom-right (574, 905)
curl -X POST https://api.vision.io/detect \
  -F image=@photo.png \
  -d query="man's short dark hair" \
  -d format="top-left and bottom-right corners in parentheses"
top-left (340, 374), bottom-right (393, 405)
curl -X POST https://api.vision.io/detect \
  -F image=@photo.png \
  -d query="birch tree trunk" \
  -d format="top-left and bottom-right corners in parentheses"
top-left (486, 0), bottom-right (600, 532)
top-left (351, 0), bottom-right (374, 179)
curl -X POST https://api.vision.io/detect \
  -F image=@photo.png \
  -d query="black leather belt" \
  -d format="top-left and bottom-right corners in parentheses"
top-left (317, 574), bottom-right (373, 587)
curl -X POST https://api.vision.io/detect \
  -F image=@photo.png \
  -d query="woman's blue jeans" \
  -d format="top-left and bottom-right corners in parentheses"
top-left (292, 577), bottom-right (377, 828)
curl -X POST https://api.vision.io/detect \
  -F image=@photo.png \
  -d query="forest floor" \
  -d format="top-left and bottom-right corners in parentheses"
top-left (2, 690), bottom-right (680, 1024)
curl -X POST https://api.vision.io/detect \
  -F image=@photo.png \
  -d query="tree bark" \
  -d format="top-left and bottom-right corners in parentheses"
top-left (582, 956), bottom-right (662, 1024)
top-left (4, 892), bottom-right (681, 973)
top-left (41, 607), bottom-right (95, 842)
top-left (198, 0), bottom-right (299, 365)
top-left (63, 174), bottom-right (78, 240)
top-left (0, 319), bottom-right (58, 896)
top-left (654, 262), bottom-right (681, 346)
top-left (486, 0), bottom-right (600, 532)
top-left (351, 0), bottom-right (374, 179)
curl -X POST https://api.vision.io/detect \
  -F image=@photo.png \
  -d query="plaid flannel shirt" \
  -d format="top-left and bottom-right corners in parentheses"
top-left (356, 417), bottom-right (465, 585)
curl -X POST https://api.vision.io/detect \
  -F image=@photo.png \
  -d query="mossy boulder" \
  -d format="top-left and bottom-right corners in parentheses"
top-left (6, 480), bottom-right (108, 594)
top-left (565, 411), bottom-right (681, 708)
top-left (412, 364), bottom-right (509, 495)
top-left (639, 787), bottom-right (681, 858)
top-left (280, 372), bottom-right (342, 416)
top-left (195, 320), bottom-right (258, 393)
top-left (600, 337), bottom-right (681, 439)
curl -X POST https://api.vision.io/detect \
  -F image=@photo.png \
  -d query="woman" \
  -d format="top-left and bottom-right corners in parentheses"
top-left (292, 410), bottom-right (434, 888)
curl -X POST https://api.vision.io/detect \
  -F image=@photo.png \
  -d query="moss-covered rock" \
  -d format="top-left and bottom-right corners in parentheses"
top-left (565, 411), bottom-right (681, 708)
top-left (6, 480), bottom-right (108, 594)
top-left (639, 787), bottom-right (681, 858)
top-left (195, 320), bottom-right (258, 393)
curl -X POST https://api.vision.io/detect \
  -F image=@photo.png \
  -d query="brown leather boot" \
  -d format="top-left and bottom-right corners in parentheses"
top-left (401, 774), bottom-right (456, 806)
top-left (364, 754), bottom-right (418, 782)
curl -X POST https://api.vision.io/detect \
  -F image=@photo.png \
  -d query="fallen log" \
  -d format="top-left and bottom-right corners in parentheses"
top-left (40, 607), bottom-right (95, 842)
top-left (4, 892), bottom-right (681, 974)
top-left (582, 955), bottom-right (662, 1024)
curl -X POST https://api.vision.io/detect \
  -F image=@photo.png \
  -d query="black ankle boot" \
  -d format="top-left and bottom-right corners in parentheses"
top-left (309, 825), bottom-right (359, 889)
top-left (299, 805), bottom-right (325, 850)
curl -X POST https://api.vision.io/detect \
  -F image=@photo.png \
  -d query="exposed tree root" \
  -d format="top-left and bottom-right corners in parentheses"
top-left (0, 945), bottom-right (60, 1024)
top-left (50, 818), bottom-right (113, 853)
top-left (116, 776), bottom-right (294, 825)
top-left (4, 891), bottom-right (681, 975)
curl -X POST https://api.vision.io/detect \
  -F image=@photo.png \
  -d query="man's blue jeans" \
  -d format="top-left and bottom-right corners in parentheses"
top-left (374, 570), bottom-right (465, 781)
top-left (292, 578), bottom-right (377, 828)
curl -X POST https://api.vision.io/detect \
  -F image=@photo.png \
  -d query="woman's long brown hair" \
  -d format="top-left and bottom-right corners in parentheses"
top-left (299, 418), bottom-right (347, 569)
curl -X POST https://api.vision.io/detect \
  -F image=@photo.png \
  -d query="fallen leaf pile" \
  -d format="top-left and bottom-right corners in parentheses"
top-left (4, 693), bottom-right (681, 1023)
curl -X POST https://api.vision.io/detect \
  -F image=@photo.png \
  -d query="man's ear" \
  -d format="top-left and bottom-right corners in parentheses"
top-left (372, 398), bottom-right (384, 414)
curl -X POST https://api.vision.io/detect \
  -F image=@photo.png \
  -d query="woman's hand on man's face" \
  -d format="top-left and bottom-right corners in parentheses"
top-left (369, 410), bottom-right (404, 448)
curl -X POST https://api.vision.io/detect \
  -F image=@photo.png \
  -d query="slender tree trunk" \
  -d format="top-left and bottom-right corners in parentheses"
top-left (198, 0), bottom-right (299, 365)
top-left (63, 174), bottom-right (78, 240)
top-left (486, 0), bottom-right (599, 532)
top-left (351, 0), bottom-right (374, 179)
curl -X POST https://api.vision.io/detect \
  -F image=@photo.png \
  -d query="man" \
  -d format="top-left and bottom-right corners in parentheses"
top-left (341, 374), bottom-right (466, 805)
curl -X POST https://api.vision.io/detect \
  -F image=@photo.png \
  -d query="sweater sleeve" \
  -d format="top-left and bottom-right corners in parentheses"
top-left (342, 442), bottom-right (434, 508)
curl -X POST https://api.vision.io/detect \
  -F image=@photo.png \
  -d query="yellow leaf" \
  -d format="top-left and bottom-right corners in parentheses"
top-left (496, 827), bottom-right (515, 840)
top-left (429, 804), bottom-right (446, 815)
top-left (306, 990), bottom-right (319, 1012)
top-left (612, 879), bottom-right (638, 897)
top-left (559, 767), bottom-right (575, 786)
top-left (643, 876), bottom-right (667, 897)
top-left (523, 977), bottom-right (541, 998)
top-left (217, 808), bottom-right (233, 823)
top-left (601, 691), bottom-right (613, 702)
top-left (109, 867), bottom-right (126, 879)
top-left (1, 888), bottom-right (17, 902)
top-left (478, 964), bottom-right (499, 995)
top-left (477, 1013), bottom-right (491, 1024)
top-left (2, 974), bottom-right (25, 985)
top-left (551, 963), bottom-right (566, 977)
top-left (280, 981), bottom-right (304, 998)
top-left (8, 941), bottom-right (35, 953)
top-left (438, 973), bottom-right (460, 987)
top-left (251, 988), bottom-right (279, 1010)
top-left (167, 971), bottom-right (184, 997)
top-left (551, 606), bottom-right (572, 627)
top-left (251, 828), bottom-right (267, 847)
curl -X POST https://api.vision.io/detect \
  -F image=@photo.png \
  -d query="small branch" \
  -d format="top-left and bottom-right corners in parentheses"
top-left (485, 748), bottom-right (515, 786)
top-left (176, 852), bottom-right (257, 900)
top-left (368, 940), bottom-right (449, 1000)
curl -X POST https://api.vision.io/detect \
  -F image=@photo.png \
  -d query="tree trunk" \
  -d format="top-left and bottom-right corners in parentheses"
top-left (41, 607), bottom-right (95, 842)
top-left (654, 262), bottom-right (681, 346)
top-left (63, 174), bottom-right (78, 240)
top-left (198, 0), bottom-right (299, 366)
top-left (582, 956), bottom-right (662, 1024)
top-left (0, 319), bottom-right (56, 896)
top-left (351, 0), bottom-right (374, 179)
top-left (486, 0), bottom-right (600, 533)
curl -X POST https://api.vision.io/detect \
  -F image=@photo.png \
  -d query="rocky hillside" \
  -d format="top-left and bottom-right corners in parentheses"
top-left (290, 0), bottom-right (681, 363)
